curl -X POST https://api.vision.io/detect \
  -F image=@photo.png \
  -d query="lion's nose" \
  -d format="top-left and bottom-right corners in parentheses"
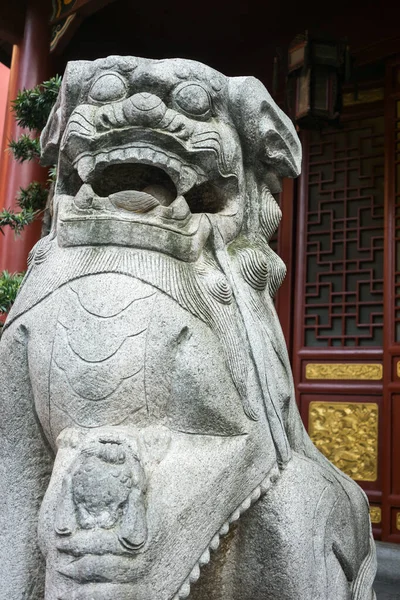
top-left (122, 93), bottom-right (167, 127)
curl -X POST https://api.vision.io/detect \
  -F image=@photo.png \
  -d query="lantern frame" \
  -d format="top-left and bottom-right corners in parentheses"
top-left (286, 31), bottom-right (349, 129)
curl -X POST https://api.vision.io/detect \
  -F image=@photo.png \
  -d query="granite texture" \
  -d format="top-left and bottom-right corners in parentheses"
top-left (375, 542), bottom-right (400, 599)
top-left (0, 56), bottom-right (376, 599)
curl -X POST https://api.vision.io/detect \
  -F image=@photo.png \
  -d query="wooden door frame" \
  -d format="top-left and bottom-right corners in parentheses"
top-left (383, 54), bottom-right (400, 542)
top-left (291, 108), bottom-right (386, 535)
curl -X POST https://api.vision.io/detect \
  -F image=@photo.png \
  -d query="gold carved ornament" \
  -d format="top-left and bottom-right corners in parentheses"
top-left (305, 363), bottom-right (382, 380)
top-left (52, 0), bottom-right (77, 20)
top-left (397, 512), bottom-right (400, 532)
top-left (308, 402), bottom-right (378, 482)
top-left (343, 88), bottom-right (384, 107)
top-left (50, 15), bottom-right (76, 52)
top-left (369, 506), bottom-right (381, 524)
top-left (50, 0), bottom-right (79, 53)
top-left (396, 361), bottom-right (400, 378)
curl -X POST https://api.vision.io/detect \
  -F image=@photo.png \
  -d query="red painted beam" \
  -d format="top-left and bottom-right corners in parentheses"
top-left (51, 0), bottom-right (117, 24)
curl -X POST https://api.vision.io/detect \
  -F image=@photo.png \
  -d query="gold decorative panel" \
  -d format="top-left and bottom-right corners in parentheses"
top-left (50, 0), bottom-right (78, 53)
top-left (396, 361), bottom-right (400, 378)
top-left (397, 513), bottom-right (400, 532)
top-left (51, 14), bottom-right (76, 52)
top-left (369, 506), bottom-right (381, 524)
top-left (343, 88), bottom-right (384, 106)
top-left (305, 363), bottom-right (382, 380)
top-left (308, 402), bottom-right (378, 481)
top-left (51, 0), bottom-right (78, 21)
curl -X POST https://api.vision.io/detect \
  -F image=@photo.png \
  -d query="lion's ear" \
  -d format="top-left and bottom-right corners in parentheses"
top-left (228, 76), bottom-right (302, 179)
top-left (40, 61), bottom-right (91, 166)
top-left (40, 89), bottom-right (63, 166)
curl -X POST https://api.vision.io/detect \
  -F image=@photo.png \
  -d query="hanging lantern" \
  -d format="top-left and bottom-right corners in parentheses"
top-left (285, 31), bottom-right (350, 129)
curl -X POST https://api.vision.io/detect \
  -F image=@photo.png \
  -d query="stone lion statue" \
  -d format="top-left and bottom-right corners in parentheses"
top-left (0, 56), bottom-right (376, 600)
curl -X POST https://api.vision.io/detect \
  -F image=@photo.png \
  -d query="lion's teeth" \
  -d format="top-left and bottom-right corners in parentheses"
top-left (147, 150), bottom-right (156, 163)
top-left (170, 196), bottom-right (190, 219)
top-left (169, 157), bottom-right (181, 173)
top-left (75, 146), bottom-right (204, 203)
top-left (110, 149), bottom-right (120, 162)
top-left (76, 156), bottom-right (95, 182)
top-left (178, 166), bottom-right (198, 195)
top-left (74, 184), bottom-right (94, 209)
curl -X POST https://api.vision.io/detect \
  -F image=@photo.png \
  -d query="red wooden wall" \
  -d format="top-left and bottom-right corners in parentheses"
top-left (0, 62), bottom-right (10, 176)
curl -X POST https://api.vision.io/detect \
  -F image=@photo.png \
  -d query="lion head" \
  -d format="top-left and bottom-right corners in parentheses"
top-left (40, 55), bottom-right (301, 261)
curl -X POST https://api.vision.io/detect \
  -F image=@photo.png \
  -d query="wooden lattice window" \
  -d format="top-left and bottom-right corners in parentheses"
top-left (304, 117), bottom-right (384, 347)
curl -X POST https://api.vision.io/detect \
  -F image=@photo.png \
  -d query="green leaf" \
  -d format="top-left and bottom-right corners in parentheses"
top-left (48, 165), bottom-right (57, 183)
top-left (8, 135), bottom-right (40, 162)
top-left (17, 181), bottom-right (48, 212)
top-left (12, 75), bottom-right (62, 131)
top-left (0, 270), bottom-right (25, 314)
top-left (0, 208), bottom-right (36, 235)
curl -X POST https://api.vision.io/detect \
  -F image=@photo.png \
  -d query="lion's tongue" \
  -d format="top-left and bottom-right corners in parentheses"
top-left (110, 185), bottom-right (175, 213)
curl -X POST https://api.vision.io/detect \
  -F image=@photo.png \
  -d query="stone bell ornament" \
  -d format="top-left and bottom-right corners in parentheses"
top-left (0, 55), bottom-right (376, 600)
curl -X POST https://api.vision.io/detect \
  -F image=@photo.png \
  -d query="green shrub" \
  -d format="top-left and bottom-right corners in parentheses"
top-left (0, 271), bottom-right (25, 314)
top-left (12, 76), bottom-right (62, 131)
top-left (3, 75), bottom-right (62, 241)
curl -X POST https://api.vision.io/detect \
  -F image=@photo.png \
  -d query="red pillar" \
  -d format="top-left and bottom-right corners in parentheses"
top-left (0, 63), bottom-right (10, 148)
top-left (0, 0), bottom-right (51, 273)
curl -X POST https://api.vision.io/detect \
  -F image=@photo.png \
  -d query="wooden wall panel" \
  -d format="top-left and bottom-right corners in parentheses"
top-left (273, 59), bottom-right (400, 543)
top-left (292, 106), bottom-right (386, 537)
top-left (391, 395), bottom-right (400, 497)
top-left (382, 56), bottom-right (400, 542)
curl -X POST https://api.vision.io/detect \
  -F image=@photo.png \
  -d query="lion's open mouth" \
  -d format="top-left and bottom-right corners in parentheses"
top-left (91, 163), bottom-right (178, 206)
top-left (73, 143), bottom-right (237, 216)
top-left (90, 162), bottom-right (227, 216)
top-left (57, 142), bottom-right (241, 258)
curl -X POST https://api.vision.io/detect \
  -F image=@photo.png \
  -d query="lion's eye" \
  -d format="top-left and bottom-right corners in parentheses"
top-left (89, 73), bottom-right (127, 103)
top-left (173, 83), bottom-right (212, 118)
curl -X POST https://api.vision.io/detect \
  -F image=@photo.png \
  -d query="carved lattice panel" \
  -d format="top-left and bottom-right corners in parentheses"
top-left (305, 118), bottom-right (384, 346)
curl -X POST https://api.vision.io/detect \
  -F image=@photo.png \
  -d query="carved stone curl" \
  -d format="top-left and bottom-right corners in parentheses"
top-left (0, 56), bottom-right (376, 600)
